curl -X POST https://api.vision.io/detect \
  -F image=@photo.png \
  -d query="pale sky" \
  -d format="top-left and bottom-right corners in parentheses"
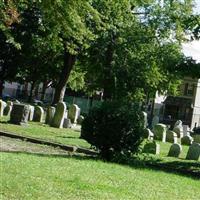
top-left (182, 0), bottom-right (200, 62)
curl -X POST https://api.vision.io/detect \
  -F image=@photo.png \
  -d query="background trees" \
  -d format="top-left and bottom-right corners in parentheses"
top-left (0, 0), bottom-right (199, 103)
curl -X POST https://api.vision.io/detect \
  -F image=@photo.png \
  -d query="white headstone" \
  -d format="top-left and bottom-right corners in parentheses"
top-left (166, 130), bottom-right (177, 143)
top-left (33, 106), bottom-right (44, 122)
top-left (173, 120), bottom-right (183, 138)
top-left (51, 102), bottom-right (66, 128)
top-left (68, 104), bottom-right (80, 124)
top-left (153, 123), bottom-right (167, 142)
top-left (28, 105), bottom-right (35, 121)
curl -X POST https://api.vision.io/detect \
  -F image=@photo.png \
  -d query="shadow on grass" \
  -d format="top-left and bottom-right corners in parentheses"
top-left (56, 136), bottom-right (79, 139)
top-left (2, 150), bottom-right (200, 180)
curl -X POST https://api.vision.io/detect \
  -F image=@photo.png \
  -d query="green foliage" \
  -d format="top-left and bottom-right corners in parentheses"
top-left (81, 101), bottom-right (145, 160)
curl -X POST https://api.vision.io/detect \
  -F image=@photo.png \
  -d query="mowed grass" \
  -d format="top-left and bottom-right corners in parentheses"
top-left (0, 116), bottom-right (90, 148)
top-left (1, 152), bottom-right (200, 200)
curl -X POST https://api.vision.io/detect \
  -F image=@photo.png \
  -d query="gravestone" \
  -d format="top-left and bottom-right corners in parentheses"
top-left (186, 142), bottom-right (200, 161)
top-left (193, 135), bottom-right (200, 143)
top-left (45, 106), bottom-right (55, 124)
top-left (51, 102), bottom-right (66, 128)
top-left (28, 106), bottom-right (35, 121)
top-left (3, 101), bottom-right (13, 116)
top-left (144, 128), bottom-right (154, 140)
top-left (68, 104), bottom-right (80, 124)
top-left (183, 125), bottom-right (191, 136)
top-left (166, 130), bottom-right (177, 143)
top-left (143, 141), bottom-right (160, 154)
top-left (142, 111), bottom-right (148, 128)
top-left (10, 104), bottom-right (30, 125)
top-left (152, 115), bottom-right (159, 128)
top-left (153, 123), bottom-right (167, 142)
top-left (173, 120), bottom-right (183, 138)
top-left (181, 135), bottom-right (193, 145)
top-left (168, 143), bottom-right (182, 158)
top-left (33, 106), bottom-right (44, 122)
top-left (77, 115), bottom-right (84, 125)
top-left (0, 100), bottom-right (7, 117)
top-left (63, 118), bottom-right (72, 128)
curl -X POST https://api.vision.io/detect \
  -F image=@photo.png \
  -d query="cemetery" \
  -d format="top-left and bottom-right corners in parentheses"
top-left (1, 1), bottom-right (200, 199)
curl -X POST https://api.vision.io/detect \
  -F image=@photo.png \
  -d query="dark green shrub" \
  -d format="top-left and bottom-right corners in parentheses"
top-left (81, 101), bottom-right (145, 160)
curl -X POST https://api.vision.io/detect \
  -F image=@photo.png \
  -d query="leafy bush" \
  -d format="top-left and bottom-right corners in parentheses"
top-left (81, 101), bottom-right (145, 160)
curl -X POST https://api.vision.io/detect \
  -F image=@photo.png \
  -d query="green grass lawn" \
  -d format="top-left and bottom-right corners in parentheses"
top-left (0, 116), bottom-right (90, 148)
top-left (1, 152), bottom-right (200, 200)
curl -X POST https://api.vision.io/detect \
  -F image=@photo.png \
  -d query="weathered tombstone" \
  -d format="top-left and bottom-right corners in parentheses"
top-left (152, 115), bottom-right (159, 128)
top-left (183, 125), bottom-right (191, 136)
top-left (168, 143), bottom-right (182, 158)
top-left (77, 115), bottom-right (84, 125)
top-left (3, 101), bottom-right (13, 116)
top-left (186, 142), bottom-right (200, 161)
top-left (143, 141), bottom-right (160, 154)
top-left (144, 128), bottom-right (154, 140)
top-left (10, 104), bottom-right (30, 125)
top-left (33, 106), bottom-right (44, 122)
top-left (166, 130), bottom-right (177, 143)
top-left (51, 102), bottom-right (66, 128)
top-left (142, 111), bottom-right (148, 128)
top-left (173, 120), bottom-right (183, 138)
top-left (153, 123), bottom-right (167, 142)
top-left (68, 104), bottom-right (80, 124)
top-left (181, 135), bottom-right (193, 145)
top-left (193, 135), bottom-right (200, 143)
top-left (45, 106), bottom-right (55, 124)
top-left (63, 118), bottom-right (72, 128)
top-left (14, 100), bottom-right (20, 103)
top-left (0, 100), bottom-right (7, 117)
top-left (28, 105), bottom-right (35, 121)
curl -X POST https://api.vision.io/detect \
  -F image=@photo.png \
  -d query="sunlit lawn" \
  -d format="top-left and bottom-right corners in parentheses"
top-left (1, 152), bottom-right (200, 200)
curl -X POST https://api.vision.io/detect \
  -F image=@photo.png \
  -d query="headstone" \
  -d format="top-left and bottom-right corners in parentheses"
top-left (28, 106), bottom-right (35, 121)
top-left (63, 118), bottom-right (72, 128)
top-left (153, 123), bottom-right (167, 142)
top-left (77, 115), bottom-right (84, 125)
top-left (3, 101), bottom-right (13, 116)
top-left (193, 135), bottom-right (200, 143)
top-left (142, 111), bottom-right (148, 128)
top-left (166, 130), bottom-right (177, 143)
top-left (173, 120), bottom-right (183, 138)
top-left (183, 125), bottom-right (191, 136)
top-left (186, 142), bottom-right (200, 161)
top-left (144, 128), bottom-right (154, 140)
top-left (152, 115), bottom-right (159, 128)
top-left (45, 106), bottom-right (55, 124)
top-left (10, 104), bottom-right (30, 125)
top-left (0, 100), bottom-right (7, 117)
top-left (14, 100), bottom-right (20, 103)
top-left (168, 143), bottom-right (182, 158)
top-left (143, 141), bottom-right (160, 154)
top-left (33, 106), bottom-right (44, 122)
top-left (181, 135), bottom-right (193, 145)
top-left (68, 104), bottom-right (80, 124)
top-left (51, 102), bottom-right (66, 128)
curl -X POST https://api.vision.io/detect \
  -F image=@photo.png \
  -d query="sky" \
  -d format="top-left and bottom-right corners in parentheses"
top-left (182, 0), bottom-right (200, 62)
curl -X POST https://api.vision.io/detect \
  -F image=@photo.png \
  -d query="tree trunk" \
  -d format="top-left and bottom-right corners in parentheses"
top-left (103, 44), bottom-right (115, 100)
top-left (40, 81), bottom-right (47, 102)
top-left (52, 50), bottom-right (76, 104)
top-left (0, 80), bottom-right (4, 98)
top-left (28, 81), bottom-right (35, 103)
top-left (103, 34), bottom-right (116, 101)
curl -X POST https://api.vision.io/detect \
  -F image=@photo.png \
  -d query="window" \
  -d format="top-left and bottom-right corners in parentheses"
top-left (184, 83), bottom-right (194, 96)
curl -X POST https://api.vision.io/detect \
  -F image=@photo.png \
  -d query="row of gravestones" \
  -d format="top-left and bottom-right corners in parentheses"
top-left (143, 141), bottom-right (200, 161)
top-left (144, 119), bottom-right (200, 145)
top-left (0, 99), bottom-right (83, 128)
top-left (142, 112), bottom-right (200, 160)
